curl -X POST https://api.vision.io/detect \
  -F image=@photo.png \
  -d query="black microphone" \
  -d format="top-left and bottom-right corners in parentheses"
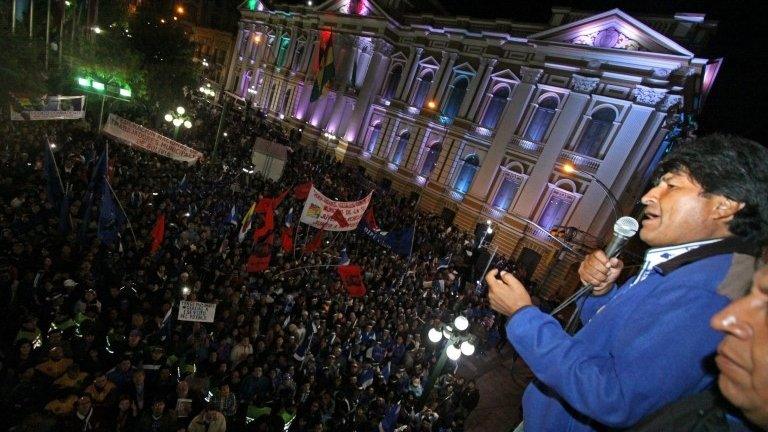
top-left (550, 216), bottom-right (639, 317)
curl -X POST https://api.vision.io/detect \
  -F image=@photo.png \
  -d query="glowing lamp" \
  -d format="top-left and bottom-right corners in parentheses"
top-left (460, 341), bottom-right (475, 356)
top-left (446, 344), bottom-right (461, 361)
top-left (454, 316), bottom-right (469, 331)
top-left (428, 328), bottom-right (442, 343)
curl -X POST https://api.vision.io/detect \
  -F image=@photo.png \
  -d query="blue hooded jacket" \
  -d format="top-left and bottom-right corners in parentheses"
top-left (507, 238), bottom-right (755, 431)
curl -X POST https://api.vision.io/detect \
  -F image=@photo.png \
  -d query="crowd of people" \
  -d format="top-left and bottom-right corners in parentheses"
top-left (0, 103), bottom-right (503, 431)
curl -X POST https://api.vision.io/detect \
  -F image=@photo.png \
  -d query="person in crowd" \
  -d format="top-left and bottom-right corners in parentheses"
top-left (486, 134), bottom-right (768, 431)
top-left (136, 398), bottom-right (176, 432)
top-left (0, 107), bottom-right (487, 432)
top-left (188, 404), bottom-right (227, 432)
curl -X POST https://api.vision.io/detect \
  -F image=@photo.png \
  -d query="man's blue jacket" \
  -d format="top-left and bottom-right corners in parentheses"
top-left (507, 237), bottom-right (756, 431)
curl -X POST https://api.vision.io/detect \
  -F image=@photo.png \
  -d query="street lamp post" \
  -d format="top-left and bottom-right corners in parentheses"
top-left (165, 106), bottom-right (193, 140)
top-left (424, 315), bottom-right (476, 401)
top-left (562, 163), bottom-right (620, 222)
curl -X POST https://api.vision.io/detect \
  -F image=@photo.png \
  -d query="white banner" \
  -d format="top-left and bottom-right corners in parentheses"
top-left (103, 114), bottom-right (203, 165)
top-left (10, 95), bottom-right (86, 121)
top-left (300, 186), bottom-right (372, 231)
top-left (177, 300), bottom-right (217, 322)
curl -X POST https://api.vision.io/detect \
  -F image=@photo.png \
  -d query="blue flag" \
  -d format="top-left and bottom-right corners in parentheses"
top-left (226, 205), bottom-right (238, 225)
top-left (358, 213), bottom-right (414, 258)
top-left (98, 179), bottom-right (123, 244)
top-left (80, 149), bottom-right (108, 241)
top-left (338, 247), bottom-right (350, 266)
top-left (378, 402), bottom-right (401, 432)
top-left (383, 226), bottom-right (415, 257)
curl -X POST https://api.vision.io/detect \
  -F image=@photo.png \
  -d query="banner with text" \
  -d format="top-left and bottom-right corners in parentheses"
top-left (299, 186), bottom-right (372, 231)
top-left (177, 300), bottom-right (217, 322)
top-left (10, 95), bottom-right (86, 121)
top-left (103, 114), bottom-right (203, 165)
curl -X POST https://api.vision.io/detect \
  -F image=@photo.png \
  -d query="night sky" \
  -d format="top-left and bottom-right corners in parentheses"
top-left (441, 0), bottom-right (767, 144)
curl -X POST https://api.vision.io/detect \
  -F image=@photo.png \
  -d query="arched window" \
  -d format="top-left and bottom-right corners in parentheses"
top-left (491, 168), bottom-right (524, 210)
top-left (392, 131), bottom-right (410, 166)
top-left (480, 86), bottom-right (510, 129)
top-left (574, 107), bottom-right (616, 158)
top-left (524, 96), bottom-right (558, 142)
top-left (538, 186), bottom-right (576, 230)
top-left (382, 65), bottom-right (402, 99)
top-left (280, 89), bottom-right (292, 114)
top-left (454, 154), bottom-right (480, 194)
top-left (366, 123), bottom-right (382, 154)
top-left (291, 44), bottom-right (304, 71)
top-left (441, 76), bottom-right (468, 119)
top-left (419, 142), bottom-right (443, 177)
top-left (239, 71), bottom-right (252, 98)
top-left (411, 70), bottom-right (433, 108)
top-left (275, 35), bottom-right (291, 67)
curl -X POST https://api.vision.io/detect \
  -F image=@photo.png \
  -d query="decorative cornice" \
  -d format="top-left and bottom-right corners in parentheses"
top-left (632, 85), bottom-right (668, 106)
top-left (570, 74), bottom-right (600, 94)
top-left (657, 94), bottom-right (683, 112)
top-left (519, 66), bottom-right (543, 84)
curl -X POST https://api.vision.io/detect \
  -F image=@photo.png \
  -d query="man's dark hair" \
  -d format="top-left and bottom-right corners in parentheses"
top-left (657, 134), bottom-right (768, 243)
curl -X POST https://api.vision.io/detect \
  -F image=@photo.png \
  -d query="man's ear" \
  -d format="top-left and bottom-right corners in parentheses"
top-left (714, 197), bottom-right (745, 222)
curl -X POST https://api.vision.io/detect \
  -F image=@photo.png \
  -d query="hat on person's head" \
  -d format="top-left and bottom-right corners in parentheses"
top-left (63, 279), bottom-right (78, 287)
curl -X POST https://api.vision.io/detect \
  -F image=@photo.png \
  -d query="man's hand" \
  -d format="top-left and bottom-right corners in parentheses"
top-left (485, 269), bottom-right (532, 317)
top-left (578, 250), bottom-right (624, 296)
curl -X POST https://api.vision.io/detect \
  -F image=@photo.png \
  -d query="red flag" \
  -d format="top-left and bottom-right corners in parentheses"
top-left (330, 209), bottom-right (349, 228)
top-left (247, 234), bottom-right (273, 273)
top-left (338, 265), bottom-right (366, 297)
top-left (274, 189), bottom-right (289, 207)
top-left (281, 227), bottom-right (293, 253)
top-left (303, 229), bottom-right (324, 253)
top-left (362, 208), bottom-right (380, 231)
top-left (252, 210), bottom-right (275, 241)
top-left (293, 182), bottom-right (312, 200)
top-left (150, 213), bottom-right (165, 253)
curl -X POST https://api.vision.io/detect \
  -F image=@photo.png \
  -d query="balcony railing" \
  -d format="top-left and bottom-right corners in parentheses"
top-left (510, 135), bottom-right (544, 156)
top-left (558, 150), bottom-right (601, 173)
top-left (481, 204), bottom-right (507, 221)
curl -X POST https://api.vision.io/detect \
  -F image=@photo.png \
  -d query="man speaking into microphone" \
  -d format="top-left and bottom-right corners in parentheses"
top-left (486, 134), bottom-right (768, 431)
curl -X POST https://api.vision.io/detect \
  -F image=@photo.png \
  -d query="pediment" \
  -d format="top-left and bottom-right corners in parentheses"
top-left (391, 51), bottom-right (408, 62)
top-left (315, 0), bottom-right (390, 19)
top-left (419, 56), bottom-right (440, 68)
top-left (453, 62), bottom-right (477, 75)
top-left (528, 9), bottom-right (693, 57)
top-left (490, 69), bottom-right (520, 82)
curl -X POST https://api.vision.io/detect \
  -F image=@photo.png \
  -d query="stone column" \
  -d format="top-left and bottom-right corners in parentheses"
top-left (467, 67), bottom-right (542, 201)
top-left (225, 22), bottom-right (246, 92)
top-left (428, 51), bottom-right (456, 105)
top-left (466, 59), bottom-right (498, 123)
top-left (462, 58), bottom-right (495, 120)
top-left (396, 47), bottom-right (422, 101)
top-left (512, 74), bottom-right (598, 218)
top-left (344, 39), bottom-right (393, 143)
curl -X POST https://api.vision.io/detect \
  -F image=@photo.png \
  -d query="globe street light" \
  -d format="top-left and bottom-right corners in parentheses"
top-left (425, 315), bottom-right (476, 400)
top-left (165, 106), bottom-right (193, 139)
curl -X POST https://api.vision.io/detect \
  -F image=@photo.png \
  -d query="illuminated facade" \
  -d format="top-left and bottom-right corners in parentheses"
top-left (225, 1), bottom-right (720, 296)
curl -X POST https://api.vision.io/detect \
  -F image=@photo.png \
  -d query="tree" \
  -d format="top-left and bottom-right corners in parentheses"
top-left (67, 2), bottom-right (198, 120)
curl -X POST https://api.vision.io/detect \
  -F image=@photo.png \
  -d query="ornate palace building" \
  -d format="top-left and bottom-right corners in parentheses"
top-left (224, 0), bottom-right (720, 297)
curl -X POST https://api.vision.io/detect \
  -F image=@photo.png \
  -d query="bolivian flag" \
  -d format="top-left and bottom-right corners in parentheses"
top-left (310, 30), bottom-right (335, 102)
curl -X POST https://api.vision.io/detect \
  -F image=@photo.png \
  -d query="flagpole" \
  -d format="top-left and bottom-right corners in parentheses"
top-left (106, 178), bottom-right (138, 244)
top-left (44, 136), bottom-right (66, 194)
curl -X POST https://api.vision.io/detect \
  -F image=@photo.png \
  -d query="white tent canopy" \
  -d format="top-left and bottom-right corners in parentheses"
top-left (251, 138), bottom-right (287, 181)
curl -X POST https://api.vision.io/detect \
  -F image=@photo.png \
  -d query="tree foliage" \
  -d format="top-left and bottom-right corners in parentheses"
top-left (68, 2), bottom-right (198, 118)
